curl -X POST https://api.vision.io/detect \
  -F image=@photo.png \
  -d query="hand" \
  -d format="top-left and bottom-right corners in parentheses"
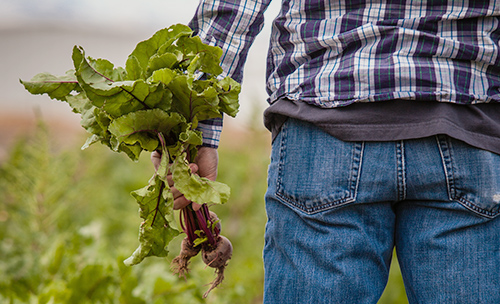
top-left (150, 147), bottom-right (219, 211)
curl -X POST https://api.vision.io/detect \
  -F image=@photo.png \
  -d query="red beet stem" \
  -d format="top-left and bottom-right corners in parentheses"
top-left (195, 207), bottom-right (216, 247)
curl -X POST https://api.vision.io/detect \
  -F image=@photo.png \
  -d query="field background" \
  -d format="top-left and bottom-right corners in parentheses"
top-left (0, 0), bottom-right (408, 302)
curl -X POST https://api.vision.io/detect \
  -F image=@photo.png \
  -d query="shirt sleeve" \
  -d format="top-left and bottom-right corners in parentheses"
top-left (197, 117), bottom-right (223, 148)
top-left (188, 0), bottom-right (272, 148)
top-left (188, 0), bottom-right (272, 83)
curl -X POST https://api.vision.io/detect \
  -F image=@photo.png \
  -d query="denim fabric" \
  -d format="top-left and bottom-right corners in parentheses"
top-left (263, 118), bottom-right (500, 304)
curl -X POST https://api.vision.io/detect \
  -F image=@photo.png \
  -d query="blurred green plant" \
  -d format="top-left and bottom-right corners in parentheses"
top-left (0, 120), bottom-right (267, 303)
top-left (0, 121), bottom-right (407, 303)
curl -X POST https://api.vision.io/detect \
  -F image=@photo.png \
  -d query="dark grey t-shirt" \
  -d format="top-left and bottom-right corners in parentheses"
top-left (263, 99), bottom-right (500, 155)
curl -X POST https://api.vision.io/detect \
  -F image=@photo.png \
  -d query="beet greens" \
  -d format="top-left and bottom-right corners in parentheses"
top-left (21, 24), bottom-right (239, 269)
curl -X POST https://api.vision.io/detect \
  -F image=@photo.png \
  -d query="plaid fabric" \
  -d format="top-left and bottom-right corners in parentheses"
top-left (189, 0), bottom-right (500, 145)
top-left (197, 117), bottom-right (223, 148)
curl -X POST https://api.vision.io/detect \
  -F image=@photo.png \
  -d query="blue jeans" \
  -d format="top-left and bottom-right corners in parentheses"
top-left (263, 118), bottom-right (500, 304)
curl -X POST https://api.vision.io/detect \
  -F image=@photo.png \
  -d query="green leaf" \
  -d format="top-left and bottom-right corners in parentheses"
top-left (179, 129), bottom-right (203, 147)
top-left (193, 233), bottom-right (208, 247)
top-left (217, 76), bottom-right (241, 117)
top-left (73, 46), bottom-right (160, 117)
top-left (71, 97), bottom-right (113, 150)
top-left (171, 153), bottom-right (230, 205)
top-left (66, 93), bottom-right (106, 135)
top-left (74, 46), bottom-right (173, 117)
top-left (89, 57), bottom-right (127, 81)
top-left (124, 55), bottom-right (142, 80)
top-left (168, 75), bottom-right (222, 123)
top-left (147, 68), bottom-right (177, 85)
top-left (126, 24), bottom-right (193, 80)
top-left (125, 176), bottom-right (179, 266)
top-left (108, 108), bottom-right (186, 154)
top-left (147, 52), bottom-right (182, 77)
top-left (114, 142), bottom-right (144, 161)
top-left (20, 70), bottom-right (79, 101)
top-left (174, 35), bottom-right (223, 76)
top-left (65, 91), bottom-right (92, 114)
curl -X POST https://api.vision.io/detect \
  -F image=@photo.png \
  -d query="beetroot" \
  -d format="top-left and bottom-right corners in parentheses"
top-left (202, 235), bottom-right (232, 268)
top-left (201, 235), bottom-right (233, 297)
top-left (171, 236), bottom-right (201, 278)
top-left (172, 205), bottom-right (232, 297)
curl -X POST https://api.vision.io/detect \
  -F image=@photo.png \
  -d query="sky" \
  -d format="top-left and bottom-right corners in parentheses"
top-left (0, 0), bottom-right (200, 30)
top-left (0, 0), bottom-right (280, 129)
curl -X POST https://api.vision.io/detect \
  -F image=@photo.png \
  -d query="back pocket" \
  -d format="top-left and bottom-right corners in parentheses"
top-left (439, 137), bottom-right (500, 219)
top-left (275, 118), bottom-right (364, 214)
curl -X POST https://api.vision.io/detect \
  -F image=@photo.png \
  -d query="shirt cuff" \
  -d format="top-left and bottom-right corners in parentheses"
top-left (197, 117), bottom-right (223, 148)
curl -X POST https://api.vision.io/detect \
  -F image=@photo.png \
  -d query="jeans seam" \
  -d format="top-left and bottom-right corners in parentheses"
top-left (351, 142), bottom-right (364, 205)
top-left (437, 135), bottom-right (455, 201)
top-left (397, 140), bottom-right (407, 201)
top-left (276, 119), bottom-right (288, 200)
top-left (457, 197), bottom-right (500, 218)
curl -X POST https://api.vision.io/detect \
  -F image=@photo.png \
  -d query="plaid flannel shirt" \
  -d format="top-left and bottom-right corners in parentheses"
top-left (191, 0), bottom-right (500, 148)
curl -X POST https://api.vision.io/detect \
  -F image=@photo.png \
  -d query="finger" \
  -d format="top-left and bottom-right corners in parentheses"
top-left (171, 186), bottom-right (183, 200)
top-left (170, 181), bottom-right (201, 208)
top-left (173, 197), bottom-right (202, 211)
top-left (189, 163), bottom-right (199, 174)
top-left (173, 196), bottom-right (191, 210)
top-left (191, 202), bottom-right (202, 211)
